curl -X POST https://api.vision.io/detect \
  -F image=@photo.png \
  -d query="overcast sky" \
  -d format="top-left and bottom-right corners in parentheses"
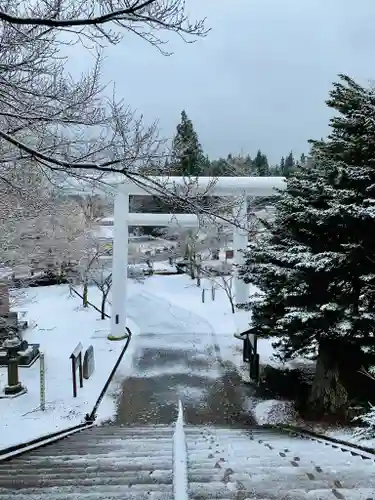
top-left (95, 1), bottom-right (375, 164)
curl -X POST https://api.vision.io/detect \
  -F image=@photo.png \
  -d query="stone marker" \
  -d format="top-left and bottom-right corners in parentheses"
top-left (83, 345), bottom-right (95, 380)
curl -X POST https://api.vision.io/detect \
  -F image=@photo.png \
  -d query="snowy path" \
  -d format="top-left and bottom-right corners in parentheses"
top-left (116, 290), bottom-right (255, 426)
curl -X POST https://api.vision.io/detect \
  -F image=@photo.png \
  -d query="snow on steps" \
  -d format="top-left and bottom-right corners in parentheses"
top-left (0, 403), bottom-right (374, 500)
top-left (0, 424), bottom-right (174, 499)
top-left (185, 426), bottom-right (375, 499)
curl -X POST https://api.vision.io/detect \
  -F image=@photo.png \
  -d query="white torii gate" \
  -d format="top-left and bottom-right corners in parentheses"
top-left (109, 176), bottom-right (286, 338)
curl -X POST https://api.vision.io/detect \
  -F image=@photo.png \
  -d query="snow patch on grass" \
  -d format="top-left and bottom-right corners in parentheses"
top-left (0, 284), bottom-right (138, 449)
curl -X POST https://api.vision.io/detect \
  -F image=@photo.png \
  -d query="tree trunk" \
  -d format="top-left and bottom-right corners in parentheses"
top-left (190, 261), bottom-right (195, 279)
top-left (184, 245), bottom-right (190, 260)
top-left (229, 296), bottom-right (235, 314)
top-left (196, 268), bottom-right (201, 287)
top-left (101, 294), bottom-right (106, 320)
top-left (83, 281), bottom-right (88, 307)
top-left (308, 338), bottom-right (349, 421)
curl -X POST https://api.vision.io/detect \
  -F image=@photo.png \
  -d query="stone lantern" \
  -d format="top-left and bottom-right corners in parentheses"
top-left (3, 336), bottom-right (27, 396)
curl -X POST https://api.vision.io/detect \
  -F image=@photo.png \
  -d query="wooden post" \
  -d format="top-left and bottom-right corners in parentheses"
top-left (243, 335), bottom-right (251, 363)
top-left (71, 357), bottom-right (77, 398)
top-left (78, 351), bottom-right (83, 389)
top-left (70, 342), bottom-right (83, 398)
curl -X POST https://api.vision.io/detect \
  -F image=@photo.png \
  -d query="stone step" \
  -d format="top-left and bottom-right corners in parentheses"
top-left (67, 435), bottom-right (173, 443)
top-left (190, 475), bottom-right (330, 492)
top-left (188, 466), bottom-right (375, 489)
top-left (8, 459), bottom-right (173, 472)
top-left (187, 458), bottom-right (290, 470)
top-left (186, 437), bottom-right (374, 466)
top-left (0, 476), bottom-right (173, 488)
top-left (0, 469), bottom-right (173, 485)
top-left (74, 426), bottom-right (173, 436)
top-left (26, 449), bottom-right (172, 459)
top-left (188, 481), bottom-right (331, 499)
top-left (0, 481), bottom-right (173, 491)
top-left (189, 484), bottom-right (375, 500)
top-left (67, 433), bottom-right (173, 441)
top-left (187, 447), bottom-right (372, 468)
top-left (0, 490), bottom-right (174, 500)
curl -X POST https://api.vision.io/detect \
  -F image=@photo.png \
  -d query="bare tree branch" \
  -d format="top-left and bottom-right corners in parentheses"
top-left (0, 0), bottom-right (206, 195)
top-left (0, 1), bottom-right (208, 53)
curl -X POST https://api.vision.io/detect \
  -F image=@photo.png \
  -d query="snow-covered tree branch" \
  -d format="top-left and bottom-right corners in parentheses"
top-left (0, 1), bottom-right (208, 52)
top-left (0, 0), bottom-right (207, 187)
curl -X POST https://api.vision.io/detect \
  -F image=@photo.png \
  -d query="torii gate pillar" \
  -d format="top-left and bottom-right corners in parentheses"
top-left (233, 195), bottom-right (249, 306)
top-left (111, 189), bottom-right (129, 339)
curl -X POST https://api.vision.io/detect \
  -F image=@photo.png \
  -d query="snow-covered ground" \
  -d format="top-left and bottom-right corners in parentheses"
top-left (0, 286), bottom-right (139, 449)
top-left (1, 272), bottom-right (373, 450)
top-left (0, 274), bottom-right (275, 449)
top-left (129, 273), bottom-right (280, 370)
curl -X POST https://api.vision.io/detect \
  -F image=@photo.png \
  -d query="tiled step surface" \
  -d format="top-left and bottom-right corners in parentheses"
top-left (185, 425), bottom-right (375, 500)
top-left (0, 424), bottom-right (174, 500)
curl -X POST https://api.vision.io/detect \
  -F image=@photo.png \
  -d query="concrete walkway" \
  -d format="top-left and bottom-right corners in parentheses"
top-left (117, 291), bottom-right (255, 426)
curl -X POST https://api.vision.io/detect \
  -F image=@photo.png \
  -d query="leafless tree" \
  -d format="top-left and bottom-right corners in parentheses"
top-left (72, 208), bottom-right (113, 307)
top-left (206, 271), bottom-right (235, 314)
top-left (76, 243), bottom-right (103, 307)
top-left (0, 163), bottom-right (86, 276)
top-left (92, 269), bottom-right (112, 320)
top-left (0, 0), bottom-right (207, 185)
top-left (159, 216), bottom-right (210, 280)
top-left (76, 193), bottom-right (107, 224)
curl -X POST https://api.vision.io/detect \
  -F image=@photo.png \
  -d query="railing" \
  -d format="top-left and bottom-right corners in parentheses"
top-left (173, 400), bottom-right (188, 500)
top-left (69, 285), bottom-right (132, 422)
top-left (85, 327), bottom-right (132, 423)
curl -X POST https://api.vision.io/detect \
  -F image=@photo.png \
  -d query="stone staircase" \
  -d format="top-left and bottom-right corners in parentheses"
top-left (185, 425), bottom-right (375, 500)
top-left (0, 423), bottom-right (374, 499)
top-left (0, 424), bottom-right (174, 499)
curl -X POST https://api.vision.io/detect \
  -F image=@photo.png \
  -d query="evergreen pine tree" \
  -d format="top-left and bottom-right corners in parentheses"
top-left (252, 150), bottom-right (269, 176)
top-left (241, 74), bottom-right (375, 419)
top-left (283, 151), bottom-right (295, 177)
top-left (244, 155), bottom-right (253, 175)
top-left (280, 156), bottom-right (285, 174)
top-left (170, 110), bottom-right (205, 176)
top-left (201, 155), bottom-right (211, 175)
